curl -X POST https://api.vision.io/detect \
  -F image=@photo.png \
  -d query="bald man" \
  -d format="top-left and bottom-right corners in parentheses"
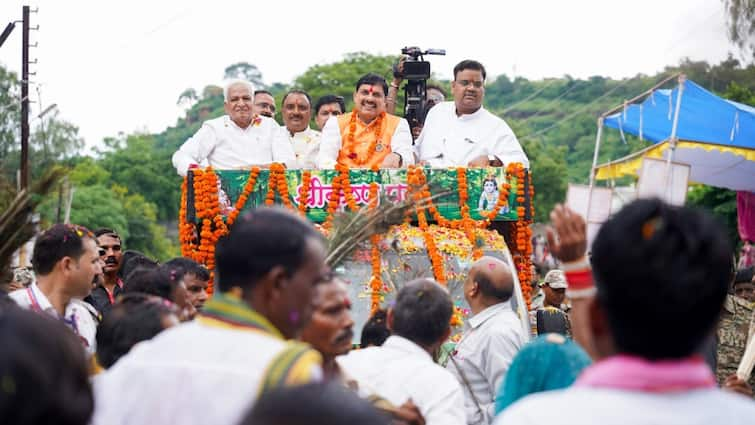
top-left (446, 256), bottom-right (526, 425)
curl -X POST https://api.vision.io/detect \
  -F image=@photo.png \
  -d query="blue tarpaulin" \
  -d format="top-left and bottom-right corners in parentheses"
top-left (604, 80), bottom-right (755, 149)
top-left (596, 79), bottom-right (755, 191)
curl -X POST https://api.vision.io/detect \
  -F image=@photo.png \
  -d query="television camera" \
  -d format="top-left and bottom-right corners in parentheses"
top-left (393, 46), bottom-right (445, 132)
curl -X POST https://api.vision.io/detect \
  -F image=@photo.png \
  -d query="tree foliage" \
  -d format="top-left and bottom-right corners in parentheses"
top-left (224, 62), bottom-right (266, 89)
top-left (723, 0), bottom-right (755, 59)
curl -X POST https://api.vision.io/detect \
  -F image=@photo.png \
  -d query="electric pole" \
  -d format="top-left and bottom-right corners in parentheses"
top-left (20, 5), bottom-right (30, 190)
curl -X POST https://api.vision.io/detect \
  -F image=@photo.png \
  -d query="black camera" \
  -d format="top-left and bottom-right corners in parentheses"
top-left (394, 47), bottom-right (446, 135)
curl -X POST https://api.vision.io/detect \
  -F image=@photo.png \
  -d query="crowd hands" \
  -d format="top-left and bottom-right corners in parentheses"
top-left (3, 195), bottom-right (755, 424)
top-left (171, 59), bottom-right (529, 176)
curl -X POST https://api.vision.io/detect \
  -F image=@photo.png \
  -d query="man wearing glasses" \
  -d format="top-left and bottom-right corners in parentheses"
top-left (415, 60), bottom-right (529, 168)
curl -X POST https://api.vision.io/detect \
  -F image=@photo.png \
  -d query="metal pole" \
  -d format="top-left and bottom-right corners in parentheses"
top-left (588, 118), bottom-right (604, 188)
top-left (585, 117), bottom-right (604, 222)
top-left (664, 74), bottom-right (686, 202)
top-left (64, 185), bottom-right (75, 224)
top-left (600, 73), bottom-right (681, 119)
top-left (20, 5), bottom-right (29, 190)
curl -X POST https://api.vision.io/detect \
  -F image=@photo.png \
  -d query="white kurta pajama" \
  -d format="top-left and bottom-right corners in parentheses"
top-left (288, 126), bottom-right (321, 169)
top-left (337, 335), bottom-right (466, 425)
top-left (172, 115), bottom-right (296, 175)
top-left (415, 101), bottom-right (529, 168)
top-left (92, 293), bottom-right (322, 425)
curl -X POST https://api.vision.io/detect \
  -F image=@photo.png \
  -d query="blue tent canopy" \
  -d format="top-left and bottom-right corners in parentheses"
top-left (596, 79), bottom-right (755, 192)
top-left (603, 79), bottom-right (755, 149)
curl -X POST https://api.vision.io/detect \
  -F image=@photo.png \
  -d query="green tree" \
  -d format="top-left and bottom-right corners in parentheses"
top-left (293, 52), bottom-right (396, 110)
top-left (38, 184), bottom-right (130, 238)
top-left (99, 134), bottom-right (181, 220)
top-left (723, 0), bottom-right (755, 59)
top-left (0, 65), bottom-right (20, 173)
top-left (224, 62), bottom-right (266, 89)
top-left (30, 117), bottom-right (84, 174)
top-left (112, 185), bottom-right (178, 261)
top-left (177, 88), bottom-right (198, 108)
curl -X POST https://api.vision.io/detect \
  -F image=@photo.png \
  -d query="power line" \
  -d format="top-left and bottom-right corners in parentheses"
top-left (502, 78), bottom-right (560, 114)
top-left (517, 75), bottom-right (643, 142)
top-left (518, 80), bottom-right (584, 123)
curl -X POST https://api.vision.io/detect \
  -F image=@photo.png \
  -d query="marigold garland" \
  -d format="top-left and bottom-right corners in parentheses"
top-left (344, 111), bottom-right (385, 166)
top-left (298, 170), bottom-right (311, 216)
top-left (407, 166), bottom-right (447, 285)
top-left (368, 165), bottom-right (382, 314)
top-left (227, 167), bottom-right (260, 227)
top-left (180, 163), bottom-right (534, 310)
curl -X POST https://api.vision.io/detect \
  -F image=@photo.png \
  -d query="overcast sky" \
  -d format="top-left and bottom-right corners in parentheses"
top-left (0, 0), bottom-right (736, 150)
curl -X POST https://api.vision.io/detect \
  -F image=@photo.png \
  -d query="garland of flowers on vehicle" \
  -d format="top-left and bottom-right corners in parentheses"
top-left (179, 163), bottom-right (532, 309)
top-left (368, 164), bottom-right (382, 314)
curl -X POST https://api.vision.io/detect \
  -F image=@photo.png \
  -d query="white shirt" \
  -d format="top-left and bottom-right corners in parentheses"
top-left (337, 335), bottom-right (466, 425)
top-left (415, 102), bottom-right (529, 168)
top-left (496, 386), bottom-right (755, 425)
top-left (316, 114), bottom-right (416, 169)
top-left (172, 115), bottom-right (296, 176)
top-left (9, 282), bottom-right (99, 354)
top-left (288, 126), bottom-right (321, 169)
top-left (92, 319), bottom-right (321, 425)
top-left (446, 302), bottom-right (526, 425)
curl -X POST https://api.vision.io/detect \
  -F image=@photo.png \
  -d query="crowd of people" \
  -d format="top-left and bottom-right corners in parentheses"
top-left (1, 56), bottom-right (755, 425)
top-left (2, 199), bottom-right (754, 424)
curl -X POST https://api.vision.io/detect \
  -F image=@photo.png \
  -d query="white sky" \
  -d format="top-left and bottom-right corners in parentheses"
top-left (0, 0), bottom-right (736, 150)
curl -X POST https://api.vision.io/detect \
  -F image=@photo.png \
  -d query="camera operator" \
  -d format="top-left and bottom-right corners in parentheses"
top-left (387, 58), bottom-right (446, 117)
top-left (415, 60), bottom-right (529, 168)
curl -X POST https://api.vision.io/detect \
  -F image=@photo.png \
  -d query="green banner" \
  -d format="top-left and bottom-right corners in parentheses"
top-left (188, 168), bottom-right (528, 223)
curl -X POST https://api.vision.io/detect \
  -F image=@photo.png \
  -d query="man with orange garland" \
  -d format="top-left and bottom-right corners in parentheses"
top-left (316, 73), bottom-right (414, 169)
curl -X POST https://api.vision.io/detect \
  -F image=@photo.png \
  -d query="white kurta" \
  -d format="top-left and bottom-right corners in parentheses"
top-left (92, 318), bottom-right (320, 425)
top-left (172, 115), bottom-right (296, 176)
top-left (415, 102), bottom-right (529, 168)
top-left (337, 335), bottom-right (466, 425)
top-left (9, 282), bottom-right (99, 354)
top-left (496, 386), bottom-right (755, 425)
top-left (316, 114), bottom-right (416, 169)
top-left (446, 302), bottom-right (526, 425)
top-left (289, 127), bottom-right (321, 169)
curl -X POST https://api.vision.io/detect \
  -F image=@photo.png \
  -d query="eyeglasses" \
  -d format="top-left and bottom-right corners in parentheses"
top-left (456, 80), bottom-right (484, 88)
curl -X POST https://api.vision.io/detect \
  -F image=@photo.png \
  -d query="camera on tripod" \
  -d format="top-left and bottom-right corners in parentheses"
top-left (394, 46), bottom-right (445, 134)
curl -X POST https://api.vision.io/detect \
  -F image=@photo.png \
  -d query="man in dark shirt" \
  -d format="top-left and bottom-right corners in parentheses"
top-left (85, 228), bottom-right (124, 313)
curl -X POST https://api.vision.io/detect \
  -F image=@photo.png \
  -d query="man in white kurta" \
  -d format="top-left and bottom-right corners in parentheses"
top-left (337, 279), bottom-right (466, 425)
top-left (92, 208), bottom-right (329, 425)
top-left (172, 80), bottom-right (296, 176)
top-left (281, 90), bottom-right (321, 169)
top-left (446, 256), bottom-right (526, 425)
top-left (92, 293), bottom-right (322, 425)
top-left (415, 60), bottom-right (529, 168)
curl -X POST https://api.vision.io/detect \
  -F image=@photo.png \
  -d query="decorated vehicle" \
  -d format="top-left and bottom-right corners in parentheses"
top-left (179, 164), bottom-right (534, 342)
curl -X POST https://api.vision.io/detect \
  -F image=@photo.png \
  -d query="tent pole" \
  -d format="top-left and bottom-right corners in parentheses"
top-left (586, 117), bottom-right (604, 221)
top-left (664, 74), bottom-right (686, 202)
